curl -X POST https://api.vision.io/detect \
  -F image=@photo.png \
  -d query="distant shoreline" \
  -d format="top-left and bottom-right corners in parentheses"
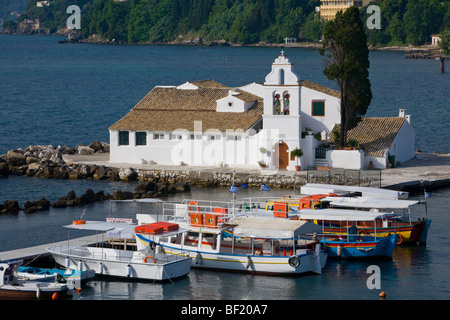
top-left (1, 31), bottom-right (446, 56)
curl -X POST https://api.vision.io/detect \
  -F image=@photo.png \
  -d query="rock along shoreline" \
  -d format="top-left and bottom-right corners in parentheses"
top-left (0, 143), bottom-right (191, 214)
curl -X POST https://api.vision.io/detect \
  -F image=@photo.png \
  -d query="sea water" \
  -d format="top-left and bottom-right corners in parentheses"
top-left (0, 35), bottom-right (449, 301)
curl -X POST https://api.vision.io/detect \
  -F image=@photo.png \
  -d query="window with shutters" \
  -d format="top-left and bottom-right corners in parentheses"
top-left (118, 131), bottom-right (129, 146)
top-left (312, 100), bottom-right (325, 116)
top-left (135, 132), bottom-right (147, 146)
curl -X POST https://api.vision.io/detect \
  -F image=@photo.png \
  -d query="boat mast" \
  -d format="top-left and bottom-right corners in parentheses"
top-left (232, 170), bottom-right (236, 218)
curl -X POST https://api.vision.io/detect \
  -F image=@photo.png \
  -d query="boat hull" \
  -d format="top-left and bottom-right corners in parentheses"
top-left (0, 282), bottom-right (69, 300)
top-left (46, 246), bottom-right (191, 282)
top-left (323, 234), bottom-right (398, 259)
top-left (172, 249), bottom-right (327, 275)
top-left (317, 219), bottom-right (431, 245)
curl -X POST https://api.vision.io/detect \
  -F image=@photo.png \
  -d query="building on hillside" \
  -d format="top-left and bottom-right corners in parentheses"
top-left (109, 52), bottom-right (415, 171)
top-left (431, 35), bottom-right (441, 46)
top-left (36, 1), bottom-right (51, 7)
top-left (319, 0), bottom-right (372, 21)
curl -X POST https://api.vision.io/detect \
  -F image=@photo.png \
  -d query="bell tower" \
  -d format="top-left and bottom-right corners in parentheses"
top-left (261, 51), bottom-right (302, 170)
top-left (264, 50), bottom-right (299, 85)
top-left (263, 51), bottom-right (300, 117)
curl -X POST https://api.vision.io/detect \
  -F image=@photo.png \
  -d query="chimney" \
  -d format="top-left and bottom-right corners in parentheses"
top-left (399, 109), bottom-right (406, 117)
top-left (405, 115), bottom-right (411, 123)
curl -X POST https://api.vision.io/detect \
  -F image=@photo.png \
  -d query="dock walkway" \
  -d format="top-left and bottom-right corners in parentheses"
top-left (0, 235), bottom-right (100, 262)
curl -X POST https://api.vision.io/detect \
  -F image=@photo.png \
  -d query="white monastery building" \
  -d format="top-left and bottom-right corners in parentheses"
top-left (109, 52), bottom-right (415, 170)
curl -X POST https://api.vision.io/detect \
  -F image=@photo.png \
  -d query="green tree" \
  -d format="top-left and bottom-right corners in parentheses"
top-left (439, 30), bottom-right (450, 55)
top-left (303, 19), bottom-right (324, 41)
top-left (127, 0), bottom-right (151, 43)
top-left (319, 7), bottom-right (372, 147)
top-left (403, 0), bottom-right (444, 45)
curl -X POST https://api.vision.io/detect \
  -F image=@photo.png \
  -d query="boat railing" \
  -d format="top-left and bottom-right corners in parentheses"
top-left (52, 245), bottom-right (189, 264)
top-left (50, 245), bottom-right (91, 257)
top-left (160, 199), bottom-right (240, 229)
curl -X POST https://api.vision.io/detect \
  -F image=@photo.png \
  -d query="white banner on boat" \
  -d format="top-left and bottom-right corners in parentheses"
top-left (106, 218), bottom-right (133, 224)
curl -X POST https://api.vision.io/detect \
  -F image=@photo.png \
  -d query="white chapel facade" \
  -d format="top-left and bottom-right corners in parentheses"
top-left (109, 52), bottom-right (414, 170)
top-left (109, 51), bottom-right (341, 170)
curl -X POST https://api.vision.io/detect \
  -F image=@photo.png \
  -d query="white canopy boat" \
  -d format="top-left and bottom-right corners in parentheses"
top-left (300, 183), bottom-right (409, 199)
top-left (134, 201), bottom-right (327, 276)
top-left (320, 196), bottom-right (419, 210)
top-left (318, 196), bottom-right (431, 244)
top-left (46, 219), bottom-right (192, 282)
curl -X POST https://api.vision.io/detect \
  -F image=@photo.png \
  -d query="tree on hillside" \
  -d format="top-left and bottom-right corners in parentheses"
top-left (439, 30), bottom-right (450, 55)
top-left (319, 6), bottom-right (372, 148)
top-left (403, 0), bottom-right (444, 45)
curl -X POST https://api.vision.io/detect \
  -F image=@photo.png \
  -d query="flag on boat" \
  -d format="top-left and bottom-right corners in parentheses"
top-left (240, 183), bottom-right (249, 189)
top-left (424, 190), bottom-right (431, 198)
top-left (260, 184), bottom-right (270, 191)
top-left (229, 185), bottom-right (239, 193)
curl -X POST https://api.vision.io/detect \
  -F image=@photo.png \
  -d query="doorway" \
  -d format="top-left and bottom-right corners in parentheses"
top-left (274, 141), bottom-right (289, 170)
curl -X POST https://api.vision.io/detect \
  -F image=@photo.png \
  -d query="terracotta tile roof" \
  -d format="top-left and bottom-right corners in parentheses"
top-left (132, 86), bottom-right (230, 111)
top-left (190, 79), bottom-right (230, 88)
top-left (109, 80), bottom-right (263, 132)
top-left (300, 80), bottom-right (340, 98)
top-left (330, 117), bottom-right (407, 156)
top-left (230, 89), bottom-right (262, 102)
top-left (110, 101), bottom-right (263, 133)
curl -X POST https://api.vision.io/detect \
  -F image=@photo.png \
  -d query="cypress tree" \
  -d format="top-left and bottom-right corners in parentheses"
top-left (319, 6), bottom-right (372, 147)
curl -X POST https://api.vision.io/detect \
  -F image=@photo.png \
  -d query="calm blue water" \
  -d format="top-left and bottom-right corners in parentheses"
top-left (0, 35), bottom-right (449, 301)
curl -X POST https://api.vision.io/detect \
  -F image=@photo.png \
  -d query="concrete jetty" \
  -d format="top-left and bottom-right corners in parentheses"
top-left (0, 235), bottom-right (99, 263)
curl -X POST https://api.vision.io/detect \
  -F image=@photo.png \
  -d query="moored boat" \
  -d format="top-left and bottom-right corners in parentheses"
top-left (46, 219), bottom-right (192, 282)
top-left (254, 191), bottom-right (430, 245)
top-left (0, 260), bottom-right (70, 299)
top-left (319, 196), bottom-right (431, 245)
top-left (134, 200), bottom-right (327, 276)
top-left (18, 266), bottom-right (95, 289)
top-left (235, 201), bottom-right (399, 259)
top-left (293, 209), bottom-right (399, 259)
top-left (300, 183), bottom-right (409, 199)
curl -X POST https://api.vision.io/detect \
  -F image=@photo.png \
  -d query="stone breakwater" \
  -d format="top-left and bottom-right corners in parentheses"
top-left (0, 143), bottom-right (191, 214)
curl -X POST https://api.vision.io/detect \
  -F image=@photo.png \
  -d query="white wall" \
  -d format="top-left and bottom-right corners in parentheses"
top-left (216, 91), bottom-right (254, 113)
top-left (388, 121), bottom-right (415, 163)
top-left (326, 149), bottom-right (364, 170)
top-left (239, 82), bottom-right (264, 98)
top-left (110, 129), bottom-right (268, 167)
top-left (300, 86), bottom-right (340, 134)
top-left (364, 154), bottom-right (387, 169)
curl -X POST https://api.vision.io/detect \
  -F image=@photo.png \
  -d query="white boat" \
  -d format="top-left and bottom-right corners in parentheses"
top-left (134, 200), bottom-right (327, 276)
top-left (46, 219), bottom-right (192, 282)
top-left (300, 183), bottom-right (409, 199)
top-left (0, 260), bottom-right (70, 299)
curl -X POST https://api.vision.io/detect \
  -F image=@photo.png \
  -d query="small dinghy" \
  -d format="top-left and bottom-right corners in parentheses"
top-left (0, 260), bottom-right (70, 299)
